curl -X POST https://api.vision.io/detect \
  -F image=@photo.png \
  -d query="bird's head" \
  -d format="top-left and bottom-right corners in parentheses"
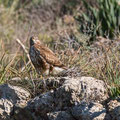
top-left (30, 36), bottom-right (40, 46)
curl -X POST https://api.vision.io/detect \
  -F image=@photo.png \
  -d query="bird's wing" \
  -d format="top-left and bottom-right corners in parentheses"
top-left (34, 43), bottom-right (66, 68)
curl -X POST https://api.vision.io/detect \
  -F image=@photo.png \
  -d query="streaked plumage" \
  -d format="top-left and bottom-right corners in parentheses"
top-left (29, 36), bottom-right (67, 75)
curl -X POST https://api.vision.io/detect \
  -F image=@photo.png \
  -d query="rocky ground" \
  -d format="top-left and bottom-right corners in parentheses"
top-left (0, 0), bottom-right (120, 120)
top-left (0, 76), bottom-right (119, 120)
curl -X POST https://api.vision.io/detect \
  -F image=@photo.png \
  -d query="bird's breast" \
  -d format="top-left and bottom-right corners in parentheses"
top-left (29, 46), bottom-right (43, 67)
top-left (29, 46), bottom-right (36, 61)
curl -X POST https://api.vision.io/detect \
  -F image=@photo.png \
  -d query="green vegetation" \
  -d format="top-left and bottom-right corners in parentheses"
top-left (0, 0), bottom-right (120, 98)
top-left (78, 0), bottom-right (120, 39)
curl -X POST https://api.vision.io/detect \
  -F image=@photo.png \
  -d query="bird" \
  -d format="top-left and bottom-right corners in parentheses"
top-left (29, 36), bottom-right (67, 76)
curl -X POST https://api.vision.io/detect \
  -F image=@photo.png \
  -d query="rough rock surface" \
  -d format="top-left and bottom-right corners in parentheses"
top-left (47, 111), bottom-right (74, 120)
top-left (47, 102), bottom-right (109, 120)
top-left (71, 102), bottom-right (108, 120)
top-left (107, 99), bottom-right (120, 120)
top-left (26, 77), bottom-right (108, 119)
top-left (54, 77), bottom-right (108, 105)
top-left (0, 84), bottom-right (30, 120)
top-left (0, 77), bottom-right (119, 120)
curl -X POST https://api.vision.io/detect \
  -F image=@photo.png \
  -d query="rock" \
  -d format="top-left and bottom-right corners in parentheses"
top-left (54, 77), bottom-right (108, 108)
top-left (47, 111), bottom-right (74, 120)
top-left (107, 99), bottom-right (120, 120)
top-left (0, 84), bottom-right (30, 119)
top-left (45, 77), bottom-right (65, 88)
top-left (71, 102), bottom-right (108, 120)
top-left (0, 99), bottom-right (13, 120)
top-left (5, 76), bottom-right (120, 120)
top-left (11, 77), bottom-right (29, 81)
top-left (47, 102), bottom-right (108, 120)
top-left (27, 91), bottom-right (55, 119)
top-left (11, 106), bottom-right (34, 120)
top-left (27, 77), bottom-right (108, 119)
top-left (11, 77), bottom-right (21, 81)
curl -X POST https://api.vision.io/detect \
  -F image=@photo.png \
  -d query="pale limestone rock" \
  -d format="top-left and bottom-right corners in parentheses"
top-left (0, 84), bottom-right (30, 119)
top-left (27, 77), bottom-right (108, 119)
top-left (107, 99), bottom-right (120, 120)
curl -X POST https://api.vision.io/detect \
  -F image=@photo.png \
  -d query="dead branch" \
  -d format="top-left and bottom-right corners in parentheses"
top-left (16, 38), bottom-right (34, 71)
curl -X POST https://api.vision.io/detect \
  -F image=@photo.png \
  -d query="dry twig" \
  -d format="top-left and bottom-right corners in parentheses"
top-left (16, 38), bottom-right (34, 71)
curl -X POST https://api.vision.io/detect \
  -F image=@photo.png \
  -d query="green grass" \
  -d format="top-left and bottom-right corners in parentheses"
top-left (77, 0), bottom-right (120, 40)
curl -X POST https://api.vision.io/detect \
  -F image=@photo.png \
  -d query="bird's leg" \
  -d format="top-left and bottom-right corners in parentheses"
top-left (41, 70), bottom-right (48, 92)
top-left (37, 69), bottom-right (47, 92)
top-left (36, 68), bottom-right (44, 81)
top-left (42, 76), bottom-right (47, 92)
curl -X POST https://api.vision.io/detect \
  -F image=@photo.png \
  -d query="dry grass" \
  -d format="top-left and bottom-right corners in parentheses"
top-left (1, 31), bottom-right (120, 98)
top-left (0, 0), bottom-right (119, 98)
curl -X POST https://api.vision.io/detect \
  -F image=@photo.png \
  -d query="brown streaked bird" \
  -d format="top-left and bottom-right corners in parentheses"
top-left (29, 36), bottom-right (67, 75)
